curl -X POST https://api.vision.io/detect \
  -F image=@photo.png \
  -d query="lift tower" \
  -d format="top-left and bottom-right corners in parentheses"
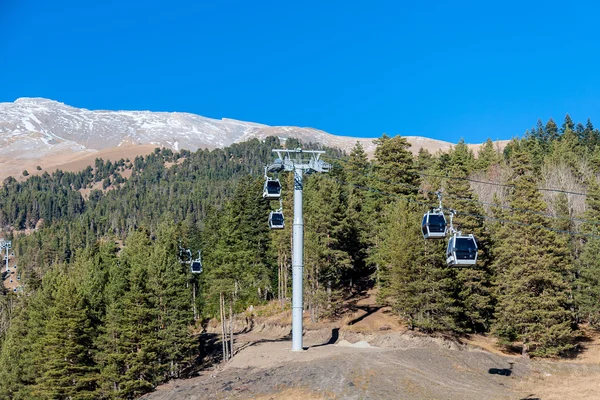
top-left (267, 149), bottom-right (331, 351)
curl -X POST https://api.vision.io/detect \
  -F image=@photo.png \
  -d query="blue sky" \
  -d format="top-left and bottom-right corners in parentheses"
top-left (1, 0), bottom-right (599, 143)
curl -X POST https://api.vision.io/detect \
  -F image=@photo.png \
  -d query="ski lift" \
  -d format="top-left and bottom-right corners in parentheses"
top-left (190, 251), bottom-right (203, 274)
top-left (179, 247), bottom-right (192, 264)
top-left (263, 179), bottom-right (282, 199)
top-left (446, 233), bottom-right (478, 267)
top-left (444, 210), bottom-right (478, 267)
top-left (263, 167), bottom-right (281, 200)
top-left (422, 192), bottom-right (447, 239)
top-left (269, 210), bottom-right (285, 230)
top-left (422, 212), bottom-right (447, 239)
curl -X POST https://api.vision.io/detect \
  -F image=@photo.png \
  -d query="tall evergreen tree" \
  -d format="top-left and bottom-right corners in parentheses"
top-left (32, 268), bottom-right (99, 399)
top-left (375, 201), bottom-right (459, 332)
top-left (476, 138), bottom-right (501, 172)
top-left (303, 175), bottom-right (351, 321)
top-left (342, 142), bottom-right (375, 285)
top-left (492, 149), bottom-right (574, 356)
top-left (545, 118), bottom-right (559, 142)
top-left (443, 157), bottom-right (493, 333)
top-left (574, 179), bottom-right (600, 326)
top-left (373, 134), bottom-right (419, 197)
top-left (561, 113), bottom-right (575, 134)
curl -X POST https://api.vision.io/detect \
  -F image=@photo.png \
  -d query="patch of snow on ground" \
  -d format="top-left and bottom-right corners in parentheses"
top-left (22, 119), bottom-right (36, 132)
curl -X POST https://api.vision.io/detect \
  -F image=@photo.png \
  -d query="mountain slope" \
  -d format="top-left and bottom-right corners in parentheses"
top-left (0, 98), bottom-right (506, 179)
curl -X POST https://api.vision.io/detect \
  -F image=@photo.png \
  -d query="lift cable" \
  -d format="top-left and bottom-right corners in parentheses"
top-left (322, 155), bottom-right (600, 227)
top-left (323, 154), bottom-right (599, 199)
top-left (319, 166), bottom-right (600, 240)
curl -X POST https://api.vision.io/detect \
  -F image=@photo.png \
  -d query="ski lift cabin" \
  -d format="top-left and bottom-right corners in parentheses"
top-left (263, 178), bottom-right (281, 200)
top-left (421, 211), bottom-right (447, 239)
top-left (191, 260), bottom-right (202, 274)
top-left (269, 211), bottom-right (285, 229)
top-left (446, 234), bottom-right (478, 267)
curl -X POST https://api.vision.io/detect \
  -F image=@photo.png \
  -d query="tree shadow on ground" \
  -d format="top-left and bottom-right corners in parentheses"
top-left (311, 328), bottom-right (339, 348)
top-left (181, 332), bottom-right (223, 377)
top-left (347, 306), bottom-right (382, 325)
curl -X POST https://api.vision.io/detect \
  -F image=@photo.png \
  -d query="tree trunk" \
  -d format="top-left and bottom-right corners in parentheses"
top-left (229, 301), bottom-right (234, 359)
top-left (192, 282), bottom-right (197, 321)
top-left (220, 293), bottom-right (228, 362)
top-left (522, 341), bottom-right (530, 359)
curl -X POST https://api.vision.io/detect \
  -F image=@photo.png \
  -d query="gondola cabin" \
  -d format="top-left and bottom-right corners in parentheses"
top-left (446, 234), bottom-right (478, 267)
top-left (269, 211), bottom-right (285, 229)
top-left (263, 179), bottom-right (282, 199)
top-left (190, 260), bottom-right (202, 274)
top-left (421, 211), bottom-right (447, 239)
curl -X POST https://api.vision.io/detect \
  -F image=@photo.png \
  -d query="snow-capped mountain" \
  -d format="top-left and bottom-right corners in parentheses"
top-left (0, 97), bottom-right (459, 155)
top-left (0, 98), bottom-right (488, 180)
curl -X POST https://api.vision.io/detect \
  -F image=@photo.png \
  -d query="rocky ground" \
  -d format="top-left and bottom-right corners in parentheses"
top-left (141, 292), bottom-right (600, 400)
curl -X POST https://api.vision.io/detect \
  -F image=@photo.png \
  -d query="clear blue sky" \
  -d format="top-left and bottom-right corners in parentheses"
top-left (1, 0), bottom-right (599, 143)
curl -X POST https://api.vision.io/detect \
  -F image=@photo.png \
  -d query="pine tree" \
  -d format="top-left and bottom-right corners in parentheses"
top-left (443, 162), bottom-right (493, 333)
top-left (0, 300), bottom-right (38, 400)
top-left (303, 175), bottom-right (351, 321)
top-left (146, 221), bottom-right (197, 381)
top-left (32, 269), bottom-right (99, 399)
top-left (342, 142), bottom-right (374, 286)
top-left (201, 176), bottom-right (274, 316)
top-left (375, 201), bottom-right (459, 332)
top-left (492, 149), bottom-right (574, 356)
top-left (476, 138), bottom-right (501, 171)
top-left (561, 113), bottom-right (575, 134)
top-left (97, 229), bottom-right (158, 398)
top-left (532, 119), bottom-right (547, 144)
top-left (373, 134), bottom-right (419, 197)
top-left (545, 118), bottom-right (559, 142)
top-left (574, 179), bottom-right (600, 326)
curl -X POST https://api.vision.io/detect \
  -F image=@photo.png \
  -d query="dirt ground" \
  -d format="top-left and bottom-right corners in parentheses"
top-left (142, 291), bottom-right (600, 400)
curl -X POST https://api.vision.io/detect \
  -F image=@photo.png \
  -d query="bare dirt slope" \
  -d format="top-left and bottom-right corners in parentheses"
top-left (141, 290), bottom-right (600, 400)
top-left (144, 329), bottom-right (528, 400)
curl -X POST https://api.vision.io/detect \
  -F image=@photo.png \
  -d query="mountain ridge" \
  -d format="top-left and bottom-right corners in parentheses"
top-left (0, 98), bottom-right (507, 180)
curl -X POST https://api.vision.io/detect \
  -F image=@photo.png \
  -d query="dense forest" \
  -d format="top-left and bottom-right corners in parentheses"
top-left (2, 114), bottom-right (600, 398)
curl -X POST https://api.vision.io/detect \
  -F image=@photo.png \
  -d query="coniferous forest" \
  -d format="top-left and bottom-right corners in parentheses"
top-left (2, 115), bottom-right (600, 398)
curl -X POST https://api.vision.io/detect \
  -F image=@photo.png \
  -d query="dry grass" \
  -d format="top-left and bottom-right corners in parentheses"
top-left (2, 144), bottom-right (157, 182)
top-left (250, 388), bottom-right (334, 400)
top-left (516, 371), bottom-right (600, 400)
top-left (461, 334), bottom-right (521, 357)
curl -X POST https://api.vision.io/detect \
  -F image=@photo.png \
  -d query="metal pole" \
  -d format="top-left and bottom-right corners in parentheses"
top-left (291, 167), bottom-right (304, 351)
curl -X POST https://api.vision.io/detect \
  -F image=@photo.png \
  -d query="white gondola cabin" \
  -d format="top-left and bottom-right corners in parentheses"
top-left (446, 234), bottom-right (478, 267)
top-left (190, 260), bottom-right (202, 274)
top-left (263, 178), bottom-right (282, 200)
top-left (269, 211), bottom-right (285, 229)
top-left (421, 211), bottom-right (447, 239)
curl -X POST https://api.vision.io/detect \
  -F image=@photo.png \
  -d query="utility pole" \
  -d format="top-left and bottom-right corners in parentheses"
top-left (268, 148), bottom-right (330, 351)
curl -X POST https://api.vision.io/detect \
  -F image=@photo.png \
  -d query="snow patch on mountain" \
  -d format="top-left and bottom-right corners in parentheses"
top-left (0, 98), bottom-right (487, 179)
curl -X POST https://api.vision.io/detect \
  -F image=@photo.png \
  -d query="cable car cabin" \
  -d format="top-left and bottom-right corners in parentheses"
top-left (446, 234), bottom-right (478, 267)
top-left (190, 260), bottom-right (202, 274)
top-left (269, 211), bottom-right (285, 229)
top-left (263, 179), bottom-right (282, 199)
top-left (421, 212), bottom-right (447, 239)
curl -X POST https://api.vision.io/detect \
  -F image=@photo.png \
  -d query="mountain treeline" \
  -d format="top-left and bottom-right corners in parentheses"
top-left (1, 114), bottom-right (600, 398)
